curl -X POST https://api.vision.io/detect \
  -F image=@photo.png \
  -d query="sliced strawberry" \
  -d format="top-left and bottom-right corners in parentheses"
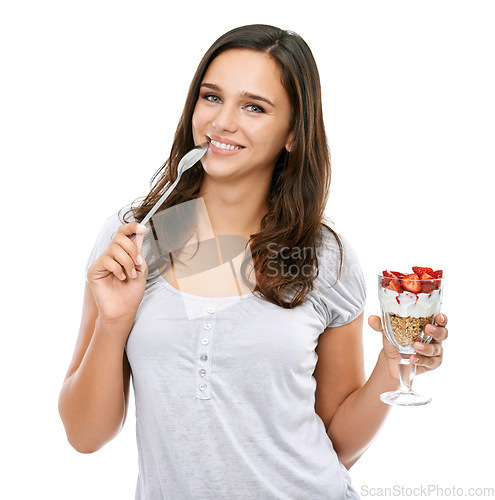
top-left (381, 270), bottom-right (397, 287)
top-left (421, 281), bottom-right (436, 293)
top-left (431, 269), bottom-right (443, 289)
top-left (386, 279), bottom-right (403, 293)
top-left (401, 273), bottom-right (421, 293)
top-left (412, 266), bottom-right (434, 276)
top-left (391, 271), bottom-right (407, 279)
top-left (382, 270), bottom-right (397, 278)
top-left (418, 271), bottom-right (435, 293)
top-left (419, 271), bottom-right (434, 280)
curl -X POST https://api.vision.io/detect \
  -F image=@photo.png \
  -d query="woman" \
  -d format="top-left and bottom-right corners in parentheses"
top-left (58, 24), bottom-right (448, 499)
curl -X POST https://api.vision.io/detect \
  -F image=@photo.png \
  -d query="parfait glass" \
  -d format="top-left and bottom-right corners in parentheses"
top-left (378, 273), bottom-right (444, 406)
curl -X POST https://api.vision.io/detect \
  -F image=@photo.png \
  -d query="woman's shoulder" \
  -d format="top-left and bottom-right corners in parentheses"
top-left (316, 224), bottom-right (362, 282)
top-left (97, 207), bottom-right (136, 234)
top-left (312, 224), bottom-right (366, 328)
top-left (88, 208), bottom-right (137, 251)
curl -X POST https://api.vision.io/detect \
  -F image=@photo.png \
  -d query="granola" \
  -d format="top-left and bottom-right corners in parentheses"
top-left (388, 313), bottom-right (434, 347)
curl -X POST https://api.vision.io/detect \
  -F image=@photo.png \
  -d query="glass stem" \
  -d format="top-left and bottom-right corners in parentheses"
top-left (398, 355), bottom-right (416, 393)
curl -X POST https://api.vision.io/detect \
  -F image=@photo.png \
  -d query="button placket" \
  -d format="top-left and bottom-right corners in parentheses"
top-left (195, 306), bottom-right (217, 400)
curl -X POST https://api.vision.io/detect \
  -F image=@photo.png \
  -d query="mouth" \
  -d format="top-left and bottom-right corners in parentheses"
top-left (206, 135), bottom-right (245, 152)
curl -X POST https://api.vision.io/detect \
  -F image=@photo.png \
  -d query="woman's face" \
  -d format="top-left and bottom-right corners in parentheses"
top-left (192, 49), bottom-right (293, 181)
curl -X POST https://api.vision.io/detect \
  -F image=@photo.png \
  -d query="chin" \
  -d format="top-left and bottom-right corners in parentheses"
top-left (202, 165), bottom-right (235, 178)
top-left (201, 155), bottom-right (237, 172)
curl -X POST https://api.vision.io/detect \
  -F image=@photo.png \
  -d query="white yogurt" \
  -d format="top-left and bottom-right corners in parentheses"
top-left (378, 287), bottom-right (442, 318)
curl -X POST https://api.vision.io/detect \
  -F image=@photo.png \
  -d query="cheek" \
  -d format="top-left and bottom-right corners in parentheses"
top-left (191, 119), bottom-right (205, 144)
top-left (191, 103), bottom-right (206, 134)
top-left (192, 108), bottom-right (217, 143)
top-left (252, 125), bottom-right (289, 154)
top-left (248, 123), bottom-right (276, 149)
top-left (191, 110), bottom-right (200, 135)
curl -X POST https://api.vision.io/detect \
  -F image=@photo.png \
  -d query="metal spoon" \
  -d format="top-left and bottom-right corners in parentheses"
top-left (140, 144), bottom-right (208, 226)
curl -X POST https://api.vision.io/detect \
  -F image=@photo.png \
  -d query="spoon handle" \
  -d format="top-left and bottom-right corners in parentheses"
top-left (140, 144), bottom-right (207, 225)
top-left (140, 176), bottom-right (180, 227)
top-left (129, 144), bottom-right (207, 240)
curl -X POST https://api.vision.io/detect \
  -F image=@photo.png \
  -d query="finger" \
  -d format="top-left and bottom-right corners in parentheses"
top-left (113, 232), bottom-right (143, 267)
top-left (109, 244), bottom-right (138, 279)
top-left (425, 323), bottom-right (448, 342)
top-left (138, 254), bottom-right (148, 276)
top-left (117, 222), bottom-right (148, 238)
top-left (100, 254), bottom-right (127, 281)
top-left (435, 313), bottom-right (448, 326)
top-left (414, 341), bottom-right (442, 357)
top-left (368, 315), bottom-right (383, 332)
top-left (134, 232), bottom-right (145, 254)
top-left (411, 352), bottom-right (442, 370)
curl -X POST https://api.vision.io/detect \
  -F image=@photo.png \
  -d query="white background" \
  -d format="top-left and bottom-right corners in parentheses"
top-left (1, 1), bottom-right (493, 498)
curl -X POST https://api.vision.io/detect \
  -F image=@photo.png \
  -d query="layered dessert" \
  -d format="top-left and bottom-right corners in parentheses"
top-left (378, 267), bottom-right (443, 353)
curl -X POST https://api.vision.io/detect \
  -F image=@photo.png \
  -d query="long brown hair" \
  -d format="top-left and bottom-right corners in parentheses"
top-left (122, 24), bottom-right (342, 308)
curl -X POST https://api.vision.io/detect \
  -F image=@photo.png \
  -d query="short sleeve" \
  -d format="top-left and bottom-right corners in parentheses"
top-left (314, 229), bottom-right (366, 328)
top-left (84, 211), bottom-right (130, 282)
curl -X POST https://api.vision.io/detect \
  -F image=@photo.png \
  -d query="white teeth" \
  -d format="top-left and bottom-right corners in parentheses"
top-left (210, 139), bottom-right (242, 150)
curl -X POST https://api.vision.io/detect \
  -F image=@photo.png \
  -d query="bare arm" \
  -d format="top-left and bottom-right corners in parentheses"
top-left (58, 283), bottom-right (133, 453)
top-left (314, 313), bottom-right (397, 468)
top-left (58, 221), bottom-right (147, 453)
top-left (325, 350), bottom-right (398, 468)
top-left (314, 312), bottom-right (448, 469)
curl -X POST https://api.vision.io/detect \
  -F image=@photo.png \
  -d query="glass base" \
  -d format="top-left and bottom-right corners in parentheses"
top-left (380, 389), bottom-right (432, 406)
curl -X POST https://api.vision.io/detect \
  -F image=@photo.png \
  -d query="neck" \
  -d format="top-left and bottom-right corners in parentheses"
top-left (198, 175), bottom-right (270, 240)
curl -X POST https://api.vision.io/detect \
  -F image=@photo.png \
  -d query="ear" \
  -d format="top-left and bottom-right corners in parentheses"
top-left (285, 131), bottom-right (294, 153)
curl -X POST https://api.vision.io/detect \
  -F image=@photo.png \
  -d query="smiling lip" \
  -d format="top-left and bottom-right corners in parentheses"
top-left (206, 135), bottom-right (245, 154)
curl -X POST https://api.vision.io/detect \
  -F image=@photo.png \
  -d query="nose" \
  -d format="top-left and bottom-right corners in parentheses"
top-left (211, 103), bottom-right (238, 133)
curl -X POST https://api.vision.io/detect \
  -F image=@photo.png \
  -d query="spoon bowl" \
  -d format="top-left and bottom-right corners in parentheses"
top-left (140, 144), bottom-right (207, 226)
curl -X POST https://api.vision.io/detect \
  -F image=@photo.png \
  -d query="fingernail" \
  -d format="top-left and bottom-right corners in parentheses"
top-left (136, 255), bottom-right (143, 265)
top-left (121, 273), bottom-right (126, 280)
top-left (415, 343), bottom-right (425, 351)
top-left (440, 314), bottom-right (446, 324)
top-left (137, 224), bottom-right (147, 232)
top-left (411, 356), bottom-right (419, 364)
top-left (131, 268), bottom-right (137, 279)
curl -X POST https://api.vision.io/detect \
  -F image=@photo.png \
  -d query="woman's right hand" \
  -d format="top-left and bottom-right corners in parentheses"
top-left (87, 222), bottom-right (148, 323)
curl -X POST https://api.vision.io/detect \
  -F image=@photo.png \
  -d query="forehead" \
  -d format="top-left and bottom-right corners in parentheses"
top-left (202, 49), bottom-right (286, 98)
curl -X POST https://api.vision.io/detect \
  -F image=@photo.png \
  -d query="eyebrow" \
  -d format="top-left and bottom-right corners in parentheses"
top-left (200, 83), bottom-right (275, 108)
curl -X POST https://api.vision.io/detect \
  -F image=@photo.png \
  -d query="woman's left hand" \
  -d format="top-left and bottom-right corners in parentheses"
top-left (368, 313), bottom-right (449, 379)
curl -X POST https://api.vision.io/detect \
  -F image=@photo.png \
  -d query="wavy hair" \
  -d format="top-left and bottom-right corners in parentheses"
top-left (122, 24), bottom-right (342, 308)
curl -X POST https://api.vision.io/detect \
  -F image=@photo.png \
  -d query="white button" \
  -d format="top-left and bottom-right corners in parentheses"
top-left (207, 307), bottom-right (215, 314)
top-left (201, 338), bottom-right (209, 345)
top-left (204, 324), bottom-right (211, 330)
top-left (199, 369), bottom-right (207, 376)
top-left (199, 383), bottom-right (207, 391)
top-left (200, 354), bottom-right (208, 362)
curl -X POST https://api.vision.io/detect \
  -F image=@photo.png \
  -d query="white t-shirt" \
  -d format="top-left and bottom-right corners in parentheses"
top-left (85, 209), bottom-right (366, 500)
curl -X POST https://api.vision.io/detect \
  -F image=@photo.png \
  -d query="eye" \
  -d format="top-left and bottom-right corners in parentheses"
top-left (245, 104), bottom-right (265, 114)
top-left (201, 93), bottom-right (221, 104)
